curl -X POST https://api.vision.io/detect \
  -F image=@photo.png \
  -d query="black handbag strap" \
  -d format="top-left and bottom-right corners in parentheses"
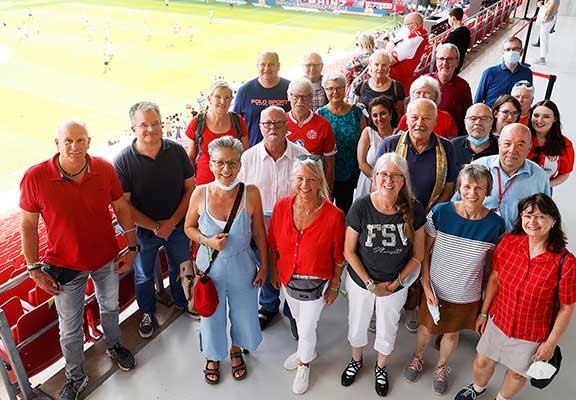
top-left (203, 183), bottom-right (244, 276)
top-left (548, 251), bottom-right (568, 336)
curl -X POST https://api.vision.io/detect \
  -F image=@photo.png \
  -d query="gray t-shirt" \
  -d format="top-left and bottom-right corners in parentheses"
top-left (346, 194), bottom-right (425, 288)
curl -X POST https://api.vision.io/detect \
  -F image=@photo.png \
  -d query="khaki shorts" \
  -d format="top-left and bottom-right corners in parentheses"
top-left (476, 318), bottom-right (539, 377)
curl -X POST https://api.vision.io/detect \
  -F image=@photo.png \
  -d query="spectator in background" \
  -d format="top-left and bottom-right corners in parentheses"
top-left (388, 12), bottom-right (430, 95)
top-left (511, 80), bottom-right (534, 125)
top-left (432, 43), bottom-right (472, 135)
top-left (397, 76), bottom-right (459, 139)
top-left (286, 77), bottom-right (336, 193)
top-left (114, 102), bottom-right (195, 339)
top-left (318, 73), bottom-right (367, 214)
top-left (301, 52), bottom-right (328, 112)
top-left (528, 100), bottom-right (574, 187)
top-left (452, 103), bottom-right (499, 173)
top-left (185, 80), bottom-right (249, 185)
top-left (474, 36), bottom-right (532, 107)
top-left (491, 95), bottom-right (521, 138)
top-left (534, 0), bottom-right (559, 65)
top-left (345, 32), bottom-right (375, 89)
top-left (353, 49), bottom-right (405, 122)
top-left (233, 51), bottom-right (291, 146)
top-left (442, 7), bottom-right (471, 73)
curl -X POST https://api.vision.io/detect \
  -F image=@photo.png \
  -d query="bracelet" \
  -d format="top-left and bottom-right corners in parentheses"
top-left (198, 234), bottom-right (205, 246)
top-left (154, 221), bottom-right (160, 232)
top-left (410, 257), bottom-right (421, 264)
top-left (328, 286), bottom-right (339, 292)
top-left (123, 227), bottom-right (136, 235)
top-left (364, 278), bottom-right (374, 289)
top-left (26, 262), bottom-right (44, 272)
top-left (369, 283), bottom-right (377, 293)
top-left (479, 312), bottom-right (488, 318)
top-left (397, 276), bottom-right (405, 288)
top-left (329, 282), bottom-right (340, 289)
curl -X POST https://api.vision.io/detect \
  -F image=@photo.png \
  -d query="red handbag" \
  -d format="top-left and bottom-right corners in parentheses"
top-left (193, 183), bottom-right (244, 317)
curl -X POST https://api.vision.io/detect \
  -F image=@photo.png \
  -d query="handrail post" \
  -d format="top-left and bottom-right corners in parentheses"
top-left (523, 0), bottom-right (532, 20)
top-left (521, 17), bottom-right (535, 65)
top-left (544, 74), bottom-right (557, 99)
top-left (0, 310), bottom-right (34, 399)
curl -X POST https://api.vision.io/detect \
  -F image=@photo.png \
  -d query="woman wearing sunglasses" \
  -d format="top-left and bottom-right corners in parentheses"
top-left (528, 100), bottom-right (574, 188)
top-left (268, 154), bottom-right (346, 394)
top-left (490, 95), bottom-right (521, 137)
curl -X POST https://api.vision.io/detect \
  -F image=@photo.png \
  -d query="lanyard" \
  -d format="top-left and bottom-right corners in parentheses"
top-left (495, 167), bottom-right (519, 208)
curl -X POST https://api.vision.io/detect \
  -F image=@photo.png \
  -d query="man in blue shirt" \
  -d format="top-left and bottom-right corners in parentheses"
top-left (233, 51), bottom-right (291, 146)
top-left (474, 37), bottom-right (533, 107)
top-left (453, 123), bottom-right (550, 231)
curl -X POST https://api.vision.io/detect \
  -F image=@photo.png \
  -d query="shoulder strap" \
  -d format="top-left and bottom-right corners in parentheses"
top-left (204, 183), bottom-right (245, 275)
top-left (392, 79), bottom-right (398, 101)
top-left (548, 251), bottom-right (569, 336)
top-left (229, 112), bottom-right (243, 139)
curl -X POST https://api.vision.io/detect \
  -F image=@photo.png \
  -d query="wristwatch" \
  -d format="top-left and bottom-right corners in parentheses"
top-left (128, 245), bottom-right (141, 252)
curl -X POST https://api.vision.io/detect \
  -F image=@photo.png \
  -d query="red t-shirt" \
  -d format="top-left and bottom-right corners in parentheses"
top-left (286, 112), bottom-right (337, 157)
top-left (519, 115), bottom-right (529, 126)
top-left (490, 234), bottom-right (576, 342)
top-left (528, 135), bottom-right (575, 180)
top-left (433, 72), bottom-right (472, 135)
top-left (390, 26), bottom-right (429, 94)
top-left (185, 115), bottom-right (248, 185)
top-left (268, 195), bottom-right (345, 286)
top-left (397, 109), bottom-right (458, 139)
top-left (19, 154), bottom-right (123, 271)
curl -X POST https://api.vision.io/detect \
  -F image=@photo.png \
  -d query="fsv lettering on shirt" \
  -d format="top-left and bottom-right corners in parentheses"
top-left (365, 223), bottom-right (408, 247)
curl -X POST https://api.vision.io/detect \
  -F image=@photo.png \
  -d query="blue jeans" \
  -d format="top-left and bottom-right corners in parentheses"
top-left (54, 261), bottom-right (120, 380)
top-left (256, 249), bottom-right (292, 318)
top-left (135, 222), bottom-right (189, 313)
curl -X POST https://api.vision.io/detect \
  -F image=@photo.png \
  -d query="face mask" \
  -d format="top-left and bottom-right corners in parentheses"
top-left (503, 51), bottom-right (521, 65)
top-left (467, 134), bottom-right (491, 147)
top-left (427, 302), bottom-right (441, 325)
top-left (526, 360), bottom-right (557, 379)
top-left (212, 177), bottom-right (241, 191)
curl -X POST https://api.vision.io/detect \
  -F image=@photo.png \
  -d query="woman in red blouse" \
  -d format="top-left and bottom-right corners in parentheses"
top-left (455, 194), bottom-right (576, 400)
top-left (528, 100), bottom-right (574, 188)
top-left (185, 80), bottom-right (249, 185)
top-left (268, 154), bottom-right (346, 395)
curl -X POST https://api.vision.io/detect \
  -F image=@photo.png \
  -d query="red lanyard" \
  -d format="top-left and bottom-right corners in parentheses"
top-left (496, 167), bottom-right (519, 207)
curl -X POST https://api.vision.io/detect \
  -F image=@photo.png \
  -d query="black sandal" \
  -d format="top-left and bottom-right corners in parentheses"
top-left (230, 350), bottom-right (247, 381)
top-left (204, 360), bottom-right (220, 385)
top-left (374, 364), bottom-right (389, 397)
top-left (341, 358), bottom-right (363, 387)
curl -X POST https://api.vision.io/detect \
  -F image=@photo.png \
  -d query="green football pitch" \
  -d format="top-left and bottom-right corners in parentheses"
top-left (0, 0), bottom-right (395, 192)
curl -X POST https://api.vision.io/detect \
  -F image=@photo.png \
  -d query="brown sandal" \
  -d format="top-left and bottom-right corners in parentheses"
top-left (230, 350), bottom-right (247, 381)
top-left (204, 360), bottom-right (220, 384)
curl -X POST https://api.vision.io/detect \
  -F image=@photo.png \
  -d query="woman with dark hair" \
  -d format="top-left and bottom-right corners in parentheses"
top-left (455, 193), bottom-right (576, 400)
top-left (355, 96), bottom-right (396, 200)
top-left (528, 100), bottom-right (574, 187)
top-left (490, 95), bottom-right (521, 137)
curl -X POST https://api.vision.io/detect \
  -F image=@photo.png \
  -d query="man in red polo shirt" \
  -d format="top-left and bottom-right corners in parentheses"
top-left (20, 120), bottom-right (138, 400)
top-left (388, 12), bottom-right (429, 94)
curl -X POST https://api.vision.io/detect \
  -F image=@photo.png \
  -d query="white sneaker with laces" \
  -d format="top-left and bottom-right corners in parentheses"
top-left (284, 352), bottom-right (317, 371)
top-left (293, 365), bottom-right (310, 395)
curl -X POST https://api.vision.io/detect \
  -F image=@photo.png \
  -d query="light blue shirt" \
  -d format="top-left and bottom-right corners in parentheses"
top-left (452, 155), bottom-right (551, 232)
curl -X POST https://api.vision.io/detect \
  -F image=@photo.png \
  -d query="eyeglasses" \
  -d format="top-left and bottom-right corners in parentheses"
top-left (290, 94), bottom-right (312, 101)
top-left (465, 115), bottom-right (493, 122)
top-left (513, 80), bottom-right (533, 89)
top-left (376, 171), bottom-right (404, 182)
top-left (303, 63), bottom-right (322, 68)
top-left (259, 120), bottom-right (287, 129)
top-left (296, 154), bottom-right (321, 162)
top-left (498, 110), bottom-right (520, 118)
top-left (531, 146), bottom-right (543, 163)
top-left (324, 86), bottom-right (345, 92)
top-left (520, 213), bottom-right (550, 223)
top-left (437, 57), bottom-right (457, 63)
top-left (136, 121), bottom-right (162, 130)
top-left (210, 159), bottom-right (240, 169)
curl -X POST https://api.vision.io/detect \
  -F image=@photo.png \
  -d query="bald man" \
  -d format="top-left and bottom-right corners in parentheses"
top-left (20, 120), bottom-right (137, 399)
top-left (233, 50), bottom-right (291, 146)
top-left (389, 12), bottom-right (429, 94)
top-left (301, 52), bottom-right (328, 111)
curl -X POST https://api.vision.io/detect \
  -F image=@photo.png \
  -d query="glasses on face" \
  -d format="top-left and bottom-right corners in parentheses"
top-left (324, 86), bottom-right (345, 92)
top-left (259, 120), bottom-right (287, 129)
top-left (290, 94), bottom-right (312, 101)
top-left (498, 110), bottom-right (520, 118)
top-left (210, 159), bottom-right (240, 169)
top-left (437, 57), bottom-right (457, 63)
top-left (466, 115), bottom-right (493, 122)
top-left (296, 154), bottom-right (321, 162)
top-left (303, 63), bottom-right (322, 68)
top-left (513, 80), bottom-right (533, 89)
top-left (137, 121), bottom-right (162, 130)
top-left (376, 171), bottom-right (404, 182)
top-left (521, 212), bottom-right (550, 223)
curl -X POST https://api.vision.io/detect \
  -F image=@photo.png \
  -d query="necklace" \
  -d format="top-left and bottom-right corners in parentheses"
top-left (57, 157), bottom-right (88, 178)
top-left (294, 198), bottom-right (323, 216)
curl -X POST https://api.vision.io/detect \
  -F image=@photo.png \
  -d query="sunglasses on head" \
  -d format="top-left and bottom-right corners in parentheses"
top-left (513, 80), bottom-right (533, 89)
top-left (296, 154), bottom-right (321, 162)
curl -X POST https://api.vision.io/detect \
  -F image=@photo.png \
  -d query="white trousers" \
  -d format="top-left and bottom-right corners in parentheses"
top-left (345, 273), bottom-right (408, 356)
top-left (539, 19), bottom-right (555, 58)
top-left (283, 286), bottom-right (325, 363)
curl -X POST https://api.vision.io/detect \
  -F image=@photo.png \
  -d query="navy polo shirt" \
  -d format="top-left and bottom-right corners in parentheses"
top-left (474, 62), bottom-right (533, 107)
top-left (451, 135), bottom-right (499, 174)
top-left (114, 139), bottom-right (194, 221)
top-left (376, 133), bottom-right (457, 210)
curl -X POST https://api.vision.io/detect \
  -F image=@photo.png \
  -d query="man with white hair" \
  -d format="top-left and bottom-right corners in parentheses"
top-left (301, 52), bottom-right (328, 111)
top-left (510, 80), bottom-right (535, 125)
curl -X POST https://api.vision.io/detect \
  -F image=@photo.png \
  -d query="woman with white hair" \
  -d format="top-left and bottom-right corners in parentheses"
top-left (185, 79), bottom-right (249, 185)
top-left (511, 80), bottom-right (534, 126)
top-left (396, 76), bottom-right (458, 139)
top-left (269, 154), bottom-right (346, 394)
top-left (341, 153), bottom-right (425, 396)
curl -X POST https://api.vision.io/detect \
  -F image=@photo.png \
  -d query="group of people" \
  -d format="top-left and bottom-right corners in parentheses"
top-left (18, 8), bottom-right (575, 400)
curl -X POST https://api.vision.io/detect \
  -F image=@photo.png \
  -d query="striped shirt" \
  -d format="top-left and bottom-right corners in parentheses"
top-left (426, 202), bottom-right (505, 303)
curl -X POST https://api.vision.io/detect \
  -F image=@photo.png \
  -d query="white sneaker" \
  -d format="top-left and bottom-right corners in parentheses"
top-left (293, 365), bottom-right (310, 395)
top-left (283, 352), bottom-right (317, 370)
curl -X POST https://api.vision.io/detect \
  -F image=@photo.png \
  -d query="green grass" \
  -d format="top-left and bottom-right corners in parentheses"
top-left (0, 0), bottom-right (393, 191)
